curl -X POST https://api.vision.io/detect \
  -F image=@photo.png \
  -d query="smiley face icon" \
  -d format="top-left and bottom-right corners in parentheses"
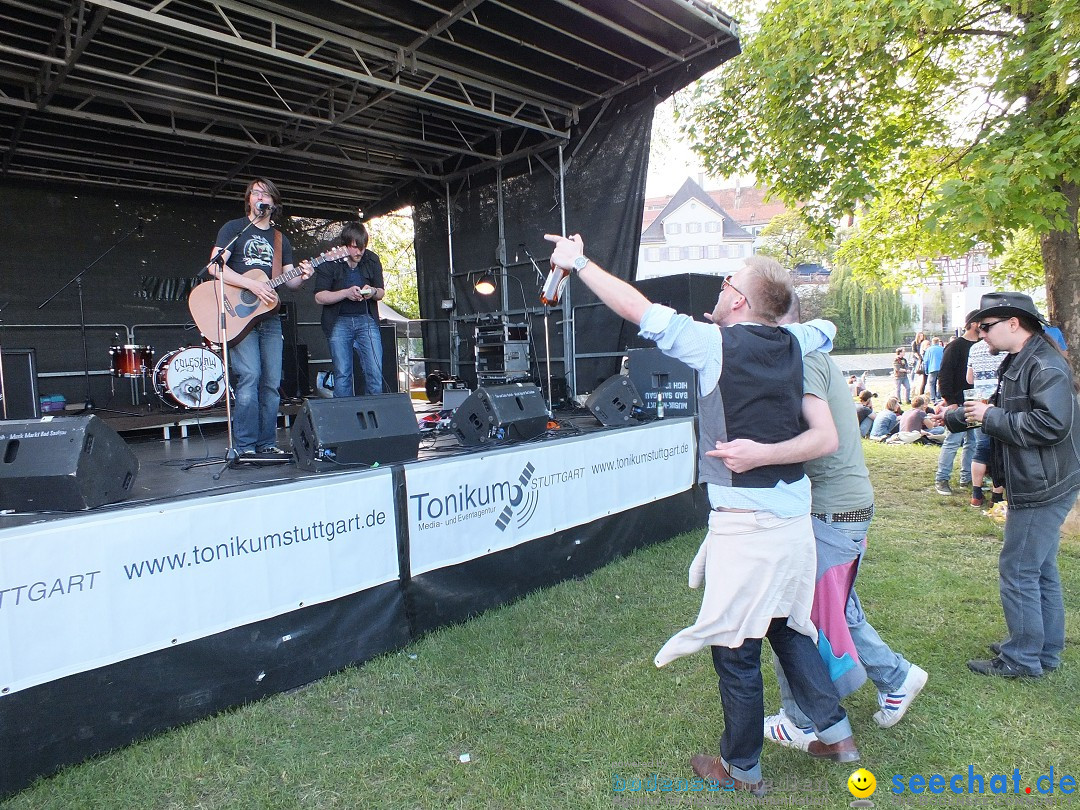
top-left (848, 768), bottom-right (877, 799)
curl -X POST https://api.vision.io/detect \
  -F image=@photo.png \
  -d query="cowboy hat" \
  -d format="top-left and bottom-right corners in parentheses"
top-left (971, 292), bottom-right (1048, 329)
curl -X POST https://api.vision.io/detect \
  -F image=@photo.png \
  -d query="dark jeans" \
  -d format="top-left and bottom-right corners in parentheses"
top-left (711, 617), bottom-right (851, 783)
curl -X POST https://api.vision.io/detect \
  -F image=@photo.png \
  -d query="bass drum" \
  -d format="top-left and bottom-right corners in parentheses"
top-left (154, 346), bottom-right (227, 409)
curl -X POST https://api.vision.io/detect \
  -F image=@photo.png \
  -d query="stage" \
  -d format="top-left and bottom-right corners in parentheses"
top-left (0, 407), bottom-right (706, 798)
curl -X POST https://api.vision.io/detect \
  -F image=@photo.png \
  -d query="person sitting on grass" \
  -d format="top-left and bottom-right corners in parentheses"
top-left (887, 396), bottom-right (945, 445)
top-left (868, 397), bottom-right (902, 442)
top-left (855, 390), bottom-right (876, 438)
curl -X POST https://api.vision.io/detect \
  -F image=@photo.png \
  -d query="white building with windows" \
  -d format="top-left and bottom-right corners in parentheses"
top-left (637, 177), bottom-right (789, 279)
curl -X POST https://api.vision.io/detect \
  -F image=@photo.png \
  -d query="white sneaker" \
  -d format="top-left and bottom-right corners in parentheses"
top-left (873, 664), bottom-right (928, 728)
top-left (763, 709), bottom-right (818, 751)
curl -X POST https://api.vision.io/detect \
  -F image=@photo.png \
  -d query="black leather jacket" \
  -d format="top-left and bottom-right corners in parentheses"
top-left (982, 334), bottom-right (1080, 508)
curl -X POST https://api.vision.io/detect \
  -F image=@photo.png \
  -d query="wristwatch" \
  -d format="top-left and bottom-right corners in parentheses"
top-left (571, 255), bottom-right (590, 272)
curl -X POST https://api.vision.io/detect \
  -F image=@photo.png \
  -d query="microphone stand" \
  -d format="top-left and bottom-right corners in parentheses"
top-left (37, 222), bottom-right (143, 416)
top-left (520, 245), bottom-right (555, 415)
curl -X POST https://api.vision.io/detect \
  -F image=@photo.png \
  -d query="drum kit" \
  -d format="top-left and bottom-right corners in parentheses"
top-left (109, 342), bottom-right (227, 410)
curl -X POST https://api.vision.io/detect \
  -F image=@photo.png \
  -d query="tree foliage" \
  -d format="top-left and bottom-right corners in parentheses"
top-left (756, 210), bottom-right (831, 269)
top-left (684, 0), bottom-right (1080, 361)
top-left (823, 265), bottom-right (912, 350)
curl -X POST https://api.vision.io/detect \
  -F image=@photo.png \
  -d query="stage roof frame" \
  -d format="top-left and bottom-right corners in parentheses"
top-left (0, 0), bottom-right (739, 219)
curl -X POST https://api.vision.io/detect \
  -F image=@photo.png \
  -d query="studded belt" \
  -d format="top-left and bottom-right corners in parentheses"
top-left (811, 505), bottom-right (875, 523)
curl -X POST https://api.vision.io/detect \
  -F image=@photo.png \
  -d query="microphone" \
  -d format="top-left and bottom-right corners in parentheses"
top-left (255, 202), bottom-right (274, 216)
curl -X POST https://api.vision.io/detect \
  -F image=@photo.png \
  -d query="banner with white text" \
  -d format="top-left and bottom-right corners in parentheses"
top-left (0, 471), bottom-right (398, 696)
top-left (405, 419), bottom-right (695, 575)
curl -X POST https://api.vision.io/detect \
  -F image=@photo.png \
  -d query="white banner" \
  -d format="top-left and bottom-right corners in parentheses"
top-left (0, 470), bottom-right (399, 696)
top-left (406, 419), bottom-right (695, 575)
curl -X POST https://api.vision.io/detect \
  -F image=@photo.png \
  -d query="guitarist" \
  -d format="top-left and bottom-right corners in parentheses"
top-left (208, 178), bottom-right (313, 458)
top-left (314, 221), bottom-right (386, 397)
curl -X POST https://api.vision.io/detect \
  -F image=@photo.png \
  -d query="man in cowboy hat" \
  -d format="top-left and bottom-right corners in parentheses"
top-left (958, 292), bottom-right (1080, 677)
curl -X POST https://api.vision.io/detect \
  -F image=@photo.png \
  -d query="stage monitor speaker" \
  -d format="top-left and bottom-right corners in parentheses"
top-left (586, 375), bottom-right (643, 426)
top-left (0, 415), bottom-right (139, 511)
top-left (1, 348), bottom-right (41, 420)
top-left (290, 393), bottom-right (419, 471)
top-left (627, 347), bottom-right (697, 419)
top-left (451, 383), bottom-right (548, 447)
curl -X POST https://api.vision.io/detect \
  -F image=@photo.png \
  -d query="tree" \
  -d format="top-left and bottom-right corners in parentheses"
top-left (684, 0), bottom-right (1080, 370)
top-left (367, 211), bottom-right (420, 320)
top-left (823, 265), bottom-right (912, 350)
top-left (756, 210), bottom-right (830, 269)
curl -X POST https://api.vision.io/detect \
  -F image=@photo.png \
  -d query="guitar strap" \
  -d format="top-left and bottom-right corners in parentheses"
top-left (272, 229), bottom-right (282, 280)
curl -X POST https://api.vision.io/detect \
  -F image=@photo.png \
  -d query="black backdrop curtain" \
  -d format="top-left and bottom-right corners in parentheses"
top-left (412, 93), bottom-right (657, 395)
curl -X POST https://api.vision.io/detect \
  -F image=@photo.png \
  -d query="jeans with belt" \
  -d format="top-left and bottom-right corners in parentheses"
top-left (774, 512), bottom-right (911, 728)
top-left (229, 316), bottom-right (284, 453)
top-left (329, 313), bottom-right (383, 397)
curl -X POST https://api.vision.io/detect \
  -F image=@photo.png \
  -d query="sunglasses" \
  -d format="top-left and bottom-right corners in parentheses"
top-left (721, 275), bottom-right (751, 309)
top-left (978, 319), bottom-right (1010, 333)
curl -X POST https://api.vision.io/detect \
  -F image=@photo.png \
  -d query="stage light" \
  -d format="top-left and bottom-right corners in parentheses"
top-left (474, 273), bottom-right (497, 295)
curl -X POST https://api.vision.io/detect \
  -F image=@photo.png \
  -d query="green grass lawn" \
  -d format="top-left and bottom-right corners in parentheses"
top-left (5, 441), bottom-right (1080, 809)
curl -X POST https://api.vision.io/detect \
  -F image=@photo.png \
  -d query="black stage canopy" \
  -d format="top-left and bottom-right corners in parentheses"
top-left (0, 0), bottom-right (739, 219)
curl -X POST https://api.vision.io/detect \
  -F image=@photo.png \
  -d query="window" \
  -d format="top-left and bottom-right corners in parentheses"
top-left (704, 221), bottom-right (720, 233)
top-left (645, 248), bottom-right (660, 262)
top-left (688, 245), bottom-right (703, 260)
top-left (706, 245), bottom-right (720, 259)
top-left (686, 222), bottom-right (702, 234)
top-left (665, 222), bottom-right (682, 235)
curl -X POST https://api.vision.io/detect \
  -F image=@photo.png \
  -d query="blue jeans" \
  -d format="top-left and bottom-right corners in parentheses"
top-left (895, 375), bottom-right (910, 403)
top-left (229, 317), bottom-right (284, 452)
top-left (998, 492), bottom-right (1078, 674)
top-left (329, 314), bottom-right (383, 397)
top-left (936, 425), bottom-right (975, 484)
top-left (859, 416), bottom-right (874, 438)
top-left (926, 371), bottom-right (940, 400)
top-left (713, 617), bottom-right (851, 784)
top-left (776, 516), bottom-right (911, 728)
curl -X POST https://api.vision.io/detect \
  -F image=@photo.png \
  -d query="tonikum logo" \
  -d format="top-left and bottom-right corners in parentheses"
top-left (410, 462), bottom-right (540, 533)
top-left (495, 462), bottom-right (537, 531)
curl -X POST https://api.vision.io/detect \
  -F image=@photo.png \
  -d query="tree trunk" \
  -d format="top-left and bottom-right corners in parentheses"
top-left (1041, 180), bottom-right (1080, 378)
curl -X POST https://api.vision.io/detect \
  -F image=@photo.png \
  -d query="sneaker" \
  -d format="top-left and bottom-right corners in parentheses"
top-left (257, 446), bottom-right (288, 456)
top-left (967, 657), bottom-right (1041, 678)
top-left (970, 496), bottom-right (985, 507)
top-left (934, 480), bottom-right (953, 496)
top-left (873, 664), bottom-right (928, 728)
top-left (989, 642), bottom-right (1058, 672)
top-left (763, 709), bottom-right (818, 751)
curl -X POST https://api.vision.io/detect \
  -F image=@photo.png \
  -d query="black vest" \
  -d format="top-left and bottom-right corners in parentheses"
top-left (698, 324), bottom-right (806, 488)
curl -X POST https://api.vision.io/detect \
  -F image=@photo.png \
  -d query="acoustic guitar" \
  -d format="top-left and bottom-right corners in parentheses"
top-left (188, 247), bottom-right (347, 345)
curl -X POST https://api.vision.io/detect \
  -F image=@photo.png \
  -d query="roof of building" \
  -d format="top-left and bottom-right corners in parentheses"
top-left (640, 176), bottom-right (754, 243)
top-left (642, 180), bottom-right (790, 231)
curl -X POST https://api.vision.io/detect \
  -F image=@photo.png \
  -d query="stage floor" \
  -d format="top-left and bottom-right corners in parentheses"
top-left (0, 399), bottom-right (617, 529)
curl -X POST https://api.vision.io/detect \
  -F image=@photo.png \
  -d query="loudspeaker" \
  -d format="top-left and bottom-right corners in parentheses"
top-left (625, 274), bottom-right (723, 350)
top-left (0, 415), bottom-right (139, 511)
top-left (451, 383), bottom-right (548, 447)
top-left (586, 375), bottom-right (643, 426)
top-left (1, 348), bottom-right (40, 419)
top-left (281, 343), bottom-right (310, 399)
top-left (627, 348), bottom-right (697, 418)
top-left (290, 393), bottom-right (419, 471)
